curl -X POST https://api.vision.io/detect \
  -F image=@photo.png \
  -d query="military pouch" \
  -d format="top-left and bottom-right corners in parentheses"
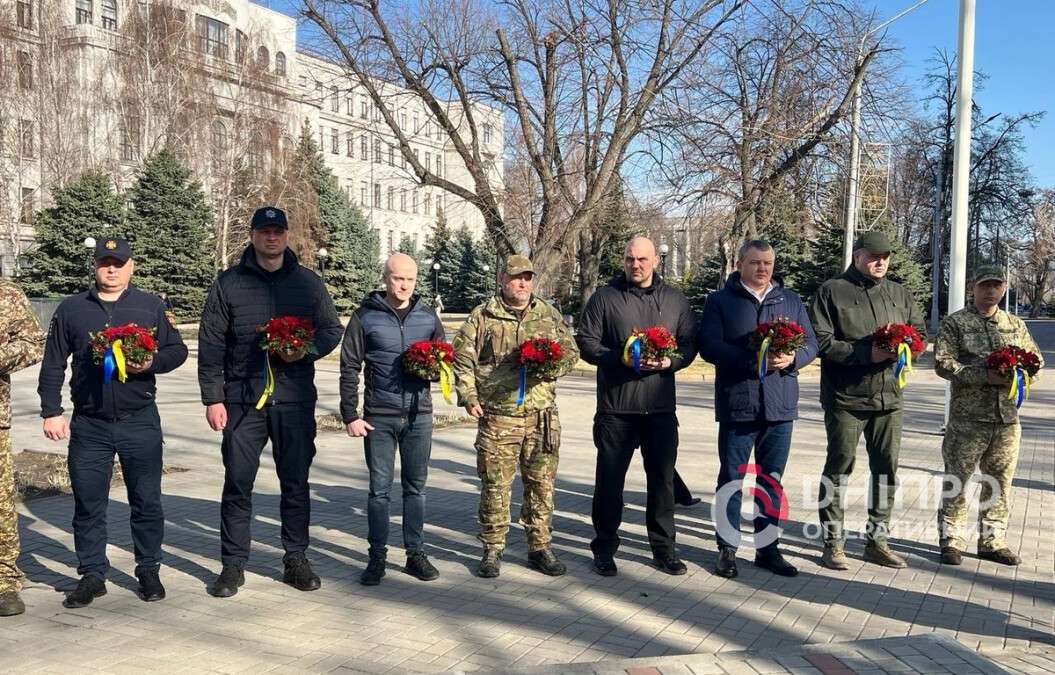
top-left (540, 409), bottom-right (561, 454)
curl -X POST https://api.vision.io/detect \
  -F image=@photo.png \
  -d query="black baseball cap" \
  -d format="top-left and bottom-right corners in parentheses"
top-left (94, 237), bottom-right (132, 263)
top-left (250, 206), bottom-right (288, 230)
top-left (853, 231), bottom-right (891, 255)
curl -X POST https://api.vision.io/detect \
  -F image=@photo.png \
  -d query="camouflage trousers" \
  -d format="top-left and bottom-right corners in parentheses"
top-left (0, 430), bottom-right (22, 593)
top-left (938, 419), bottom-right (1020, 552)
top-left (475, 408), bottom-right (560, 553)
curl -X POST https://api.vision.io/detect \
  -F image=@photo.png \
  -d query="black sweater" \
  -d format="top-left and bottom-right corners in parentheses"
top-left (38, 285), bottom-right (188, 419)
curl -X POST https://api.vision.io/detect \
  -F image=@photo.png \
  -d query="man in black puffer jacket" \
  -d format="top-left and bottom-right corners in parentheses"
top-left (198, 207), bottom-right (342, 598)
top-left (340, 253), bottom-right (445, 586)
top-left (576, 236), bottom-right (697, 577)
top-left (39, 237), bottom-right (187, 608)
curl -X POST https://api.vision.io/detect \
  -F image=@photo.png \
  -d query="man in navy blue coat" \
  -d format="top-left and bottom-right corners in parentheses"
top-left (699, 240), bottom-right (818, 578)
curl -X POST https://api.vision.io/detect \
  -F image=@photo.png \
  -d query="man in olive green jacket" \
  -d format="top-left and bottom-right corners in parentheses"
top-left (453, 256), bottom-right (579, 578)
top-left (809, 232), bottom-right (927, 570)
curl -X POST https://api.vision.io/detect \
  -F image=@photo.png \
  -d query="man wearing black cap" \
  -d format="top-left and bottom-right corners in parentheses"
top-left (809, 231), bottom-right (926, 570)
top-left (38, 237), bottom-right (188, 608)
top-left (198, 207), bottom-right (342, 598)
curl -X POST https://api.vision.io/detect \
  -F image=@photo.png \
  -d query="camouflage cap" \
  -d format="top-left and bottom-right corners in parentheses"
top-left (853, 230), bottom-right (891, 254)
top-left (505, 255), bottom-right (535, 276)
top-left (973, 264), bottom-right (1006, 284)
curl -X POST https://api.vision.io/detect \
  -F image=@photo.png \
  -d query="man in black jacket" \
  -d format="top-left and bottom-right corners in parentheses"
top-left (198, 207), bottom-right (342, 597)
top-left (38, 237), bottom-right (188, 608)
top-left (340, 253), bottom-right (445, 586)
top-left (577, 236), bottom-right (697, 576)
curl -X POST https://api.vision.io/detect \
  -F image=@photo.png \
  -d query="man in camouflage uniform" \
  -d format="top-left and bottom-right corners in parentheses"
top-left (0, 280), bottom-right (46, 616)
top-left (934, 265), bottom-right (1042, 566)
top-left (453, 255), bottom-right (579, 578)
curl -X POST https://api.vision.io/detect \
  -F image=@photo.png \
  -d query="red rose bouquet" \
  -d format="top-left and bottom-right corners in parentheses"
top-left (749, 317), bottom-right (806, 381)
top-left (256, 316), bottom-right (316, 409)
top-left (873, 323), bottom-right (925, 388)
top-left (403, 340), bottom-right (455, 403)
top-left (89, 323), bottom-right (158, 383)
top-left (518, 338), bottom-right (564, 380)
top-left (622, 326), bottom-right (681, 374)
top-left (987, 345), bottom-right (1041, 408)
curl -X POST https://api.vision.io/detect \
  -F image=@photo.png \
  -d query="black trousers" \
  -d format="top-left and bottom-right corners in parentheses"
top-left (68, 406), bottom-right (164, 578)
top-left (591, 412), bottom-right (678, 557)
top-left (220, 403), bottom-right (317, 566)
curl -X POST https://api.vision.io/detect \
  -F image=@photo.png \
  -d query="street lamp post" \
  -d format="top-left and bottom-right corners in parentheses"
top-left (659, 243), bottom-right (669, 277)
top-left (83, 237), bottom-right (96, 288)
top-left (317, 247), bottom-right (329, 283)
top-left (482, 263), bottom-right (491, 295)
top-left (432, 261), bottom-right (440, 299)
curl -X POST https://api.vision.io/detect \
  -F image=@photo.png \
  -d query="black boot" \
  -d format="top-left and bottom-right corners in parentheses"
top-left (405, 552), bottom-right (439, 581)
top-left (0, 590), bottom-right (26, 616)
top-left (63, 575), bottom-right (107, 609)
top-left (528, 548), bottom-right (567, 577)
top-left (360, 552), bottom-right (386, 586)
top-left (592, 554), bottom-right (618, 577)
top-left (754, 548), bottom-right (798, 577)
top-left (653, 552), bottom-right (688, 575)
top-left (283, 553), bottom-right (321, 591)
top-left (476, 548), bottom-right (501, 578)
top-left (137, 568), bottom-right (167, 602)
top-left (208, 564), bottom-right (245, 598)
top-left (715, 547), bottom-right (738, 578)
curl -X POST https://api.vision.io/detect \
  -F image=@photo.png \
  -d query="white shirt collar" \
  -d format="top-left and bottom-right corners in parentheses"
top-left (741, 280), bottom-right (774, 303)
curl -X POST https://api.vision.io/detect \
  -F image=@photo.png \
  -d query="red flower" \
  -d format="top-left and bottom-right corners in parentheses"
top-left (873, 324), bottom-right (925, 355)
top-left (88, 323), bottom-right (158, 366)
top-left (403, 340), bottom-right (456, 381)
top-left (518, 338), bottom-right (564, 380)
top-left (751, 317), bottom-right (806, 355)
top-left (987, 345), bottom-right (1041, 378)
top-left (259, 316), bottom-right (317, 356)
top-left (629, 326), bottom-right (681, 362)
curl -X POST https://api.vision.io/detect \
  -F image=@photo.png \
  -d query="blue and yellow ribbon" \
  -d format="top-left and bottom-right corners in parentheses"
top-left (439, 361), bottom-right (454, 405)
top-left (756, 335), bottom-right (771, 382)
top-left (516, 365), bottom-right (527, 409)
top-left (1007, 367), bottom-right (1031, 408)
top-left (103, 339), bottom-right (127, 384)
top-left (622, 335), bottom-right (643, 374)
top-left (255, 352), bottom-right (275, 410)
top-left (894, 342), bottom-right (913, 389)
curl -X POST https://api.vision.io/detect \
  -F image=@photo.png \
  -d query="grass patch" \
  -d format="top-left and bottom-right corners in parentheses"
top-left (315, 412), bottom-right (475, 433)
top-left (14, 450), bottom-right (189, 502)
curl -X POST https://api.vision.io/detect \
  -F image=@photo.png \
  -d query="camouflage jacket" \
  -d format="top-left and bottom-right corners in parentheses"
top-left (935, 306), bottom-right (1043, 423)
top-left (453, 295), bottom-right (579, 415)
top-left (0, 280), bottom-right (46, 429)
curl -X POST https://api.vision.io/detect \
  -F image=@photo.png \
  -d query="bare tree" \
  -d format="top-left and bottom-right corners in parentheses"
top-left (1019, 189), bottom-right (1054, 317)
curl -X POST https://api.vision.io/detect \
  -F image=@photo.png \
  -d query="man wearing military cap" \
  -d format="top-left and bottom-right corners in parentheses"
top-left (453, 255), bottom-right (579, 578)
top-left (809, 231), bottom-right (927, 570)
top-left (38, 237), bottom-right (188, 607)
top-left (934, 265), bottom-right (1042, 566)
top-left (199, 206), bottom-right (342, 598)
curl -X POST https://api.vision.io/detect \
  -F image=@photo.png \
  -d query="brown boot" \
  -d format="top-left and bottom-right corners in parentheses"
top-left (863, 542), bottom-right (907, 568)
top-left (0, 590), bottom-right (25, 617)
top-left (978, 547), bottom-right (1020, 566)
top-left (821, 543), bottom-right (850, 570)
top-left (940, 546), bottom-right (963, 565)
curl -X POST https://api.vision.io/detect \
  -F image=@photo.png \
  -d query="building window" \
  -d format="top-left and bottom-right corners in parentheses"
top-left (436, 156), bottom-right (442, 178)
top-left (400, 189), bottom-right (406, 212)
top-left (373, 138), bottom-right (381, 164)
top-left (101, 0), bottom-right (117, 30)
top-left (360, 100), bottom-right (368, 119)
top-left (424, 192), bottom-right (431, 216)
top-left (119, 117), bottom-right (141, 162)
top-left (425, 151), bottom-right (431, 174)
top-left (346, 133), bottom-right (353, 157)
top-left (425, 120), bottom-right (431, 139)
top-left (388, 144), bottom-right (395, 166)
top-left (331, 129), bottom-right (338, 154)
top-left (387, 187), bottom-right (394, 210)
top-left (16, 1), bottom-right (33, 29)
top-left (76, 0), bottom-right (93, 24)
top-left (372, 104), bottom-right (380, 122)
top-left (235, 30), bottom-right (247, 63)
top-left (346, 96), bottom-right (353, 116)
top-left (412, 190), bottom-right (419, 214)
top-left (17, 52), bottom-right (32, 90)
top-left (211, 121), bottom-right (227, 172)
top-left (387, 230), bottom-right (394, 253)
top-left (246, 132), bottom-right (263, 176)
top-left (373, 183), bottom-right (381, 208)
top-left (330, 87), bottom-right (339, 113)
top-left (19, 119), bottom-right (33, 158)
top-left (257, 46), bottom-right (269, 71)
top-left (19, 188), bottom-right (35, 224)
top-left (195, 15), bottom-right (229, 59)
top-left (275, 51), bottom-right (287, 76)
top-left (359, 134), bottom-right (367, 160)
top-left (359, 181), bottom-right (367, 207)
top-left (400, 110), bottom-right (407, 130)
top-left (482, 123), bottom-right (493, 145)
top-left (413, 113), bottom-right (419, 135)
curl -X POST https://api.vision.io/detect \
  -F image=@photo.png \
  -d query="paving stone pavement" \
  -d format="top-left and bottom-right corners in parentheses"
top-left (2, 322), bottom-right (1053, 673)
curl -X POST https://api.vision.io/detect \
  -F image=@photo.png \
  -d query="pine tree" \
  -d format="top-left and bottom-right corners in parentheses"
top-left (449, 226), bottom-right (495, 311)
top-left (420, 212), bottom-right (459, 306)
top-left (127, 148), bottom-right (214, 319)
top-left (20, 172), bottom-right (128, 296)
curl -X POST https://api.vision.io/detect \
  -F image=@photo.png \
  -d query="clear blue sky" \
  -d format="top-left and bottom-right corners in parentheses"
top-left (866, 0), bottom-right (1054, 186)
top-left (263, 0), bottom-right (1054, 186)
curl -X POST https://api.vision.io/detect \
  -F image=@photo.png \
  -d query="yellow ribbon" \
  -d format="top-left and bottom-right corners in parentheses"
top-left (895, 342), bottom-right (913, 389)
top-left (438, 361), bottom-right (454, 405)
top-left (622, 334), bottom-right (643, 372)
top-left (255, 352), bottom-right (275, 410)
top-left (756, 335), bottom-right (771, 381)
top-left (112, 339), bottom-right (128, 383)
top-left (1006, 368), bottom-right (1031, 404)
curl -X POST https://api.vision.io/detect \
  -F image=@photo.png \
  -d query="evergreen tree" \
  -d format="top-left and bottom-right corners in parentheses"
top-left (20, 172), bottom-right (128, 296)
top-left (127, 148), bottom-right (214, 319)
top-left (450, 226), bottom-right (495, 311)
top-left (420, 212), bottom-right (459, 306)
top-left (396, 234), bottom-right (418, 256)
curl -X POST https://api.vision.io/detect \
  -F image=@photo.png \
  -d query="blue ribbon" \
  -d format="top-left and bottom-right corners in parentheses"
top-left (757, 337), bottom-right (771, 383)
top-left (516, 365), bottom-right (527, 408)
top-left (894, 345), bottom-right (908, 382)
top-left (1015, 367), bottom-right (1026, 408)
top-left (103, 346), bottom-right (116, 384)
top-left (631, 338), bottom-right (641, 375)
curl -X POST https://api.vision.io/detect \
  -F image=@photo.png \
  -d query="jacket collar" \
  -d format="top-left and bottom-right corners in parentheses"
top-left (725, 271), bottom-right (785, 303)
top-left (240, 245), bottom-right (299, 278)
top-left (843, 264), bottom-right (883, 289)
top-left (483, 294), bottom-right (539, 320)
top-left (610, 273), bottom-right (664, 295)
top-left (88, 284), bottom-right (134, 304)
top-left (363, 290), bottom-right (421, 315)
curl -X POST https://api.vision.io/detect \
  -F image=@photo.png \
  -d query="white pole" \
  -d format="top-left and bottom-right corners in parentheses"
top-left (947, 0), bottom-right (975, 316)
top-left (843, 77), bottom-right (863, 270)
top-left (944, 0), bottom-right (976, 431)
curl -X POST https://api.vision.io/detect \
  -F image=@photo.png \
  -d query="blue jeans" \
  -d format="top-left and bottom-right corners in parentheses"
top-left (364, 414), bottom-right (433, 555)
top-left (715, 420), bottom-right (793, 553)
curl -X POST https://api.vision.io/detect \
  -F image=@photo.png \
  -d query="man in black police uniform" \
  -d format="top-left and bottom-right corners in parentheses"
top-left (38, 237), bottom-right (188, 608)
top-left (198, 207), bottom-right (342, 598)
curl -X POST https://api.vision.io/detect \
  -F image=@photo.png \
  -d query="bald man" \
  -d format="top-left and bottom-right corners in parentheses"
top-left (576, 237), bottom-right (697, 576)
top-left (340, 253), bottom-right (447, 586)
